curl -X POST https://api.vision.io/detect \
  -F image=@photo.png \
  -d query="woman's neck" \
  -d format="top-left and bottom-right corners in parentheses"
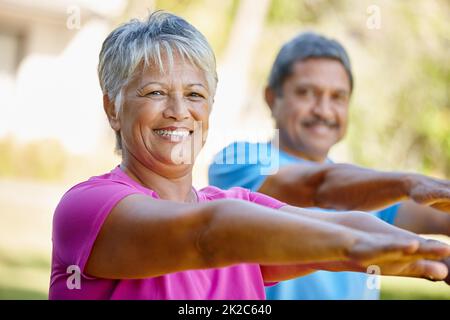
top-left (120, 157), bottom-right (196, 203)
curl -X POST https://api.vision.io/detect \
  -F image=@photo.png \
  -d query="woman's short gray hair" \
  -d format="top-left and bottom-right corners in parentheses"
top-left (98, 11), bottom-right (218, 151)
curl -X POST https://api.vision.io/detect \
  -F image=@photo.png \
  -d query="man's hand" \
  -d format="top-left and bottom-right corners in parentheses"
top-left (407, 174), bottom-right (450, 213)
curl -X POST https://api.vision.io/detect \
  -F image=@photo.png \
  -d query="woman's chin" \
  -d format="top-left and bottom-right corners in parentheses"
top-left (151, 151), bottom-right (196, 167)
top-left (158, 142), bottom-right (200, 165)
top-left (143, 136), bottom-right (202, 167)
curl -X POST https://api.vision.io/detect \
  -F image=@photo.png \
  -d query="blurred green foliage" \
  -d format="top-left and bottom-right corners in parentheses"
top-left (263, 0), bottom-right (450, 177)
top-left (345, 0), bottom-right (450, 176)
top-left (267, 0), bottom-right (346, 25)
top-left (152, 0), bottom-right (241, 58)
top-left (0, 136), bottom-right (67, 181)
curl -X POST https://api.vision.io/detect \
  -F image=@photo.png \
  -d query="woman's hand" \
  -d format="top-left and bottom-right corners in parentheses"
top-left (442, 258), bottom-right (450, 285)
top-left (261, 231), bottom-right (450, 282)
top-left (262, 207), bottom-right (450, 282)
top-left (337, 232), bottom-right (449, 279)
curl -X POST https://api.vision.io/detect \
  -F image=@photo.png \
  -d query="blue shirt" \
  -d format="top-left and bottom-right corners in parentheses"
top-left (208, 141), bottom-right (400, 300)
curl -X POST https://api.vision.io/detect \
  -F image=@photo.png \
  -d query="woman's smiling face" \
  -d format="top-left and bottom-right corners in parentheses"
top-left (116, 55), bottom-right (212, 172)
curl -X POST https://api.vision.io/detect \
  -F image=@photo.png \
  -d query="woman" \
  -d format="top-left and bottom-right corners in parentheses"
top-left (49, 11), bottom-right (450, 300)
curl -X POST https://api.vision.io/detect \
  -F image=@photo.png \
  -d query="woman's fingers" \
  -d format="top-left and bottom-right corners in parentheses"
top-left (441, 258), bottom-right (450, 285)
top-left (388, 238), bottom-right (450, 262)
top-left (384, 260), bottom-right (449, 281)
top-left (347, 235), bottom-right (419, 264)
top-left (414, 238), bottom-right (450, 260)
top-left (348, 233), bottom-right (450, 267)
top-left (311, 231), bottom-right (450, 281)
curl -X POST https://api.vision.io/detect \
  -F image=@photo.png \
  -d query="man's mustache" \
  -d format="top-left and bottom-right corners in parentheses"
top-left (301, 118), bottom-right (339, 128)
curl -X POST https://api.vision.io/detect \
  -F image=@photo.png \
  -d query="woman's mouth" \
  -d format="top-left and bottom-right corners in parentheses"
top-left (153, 128), bottom-right (193, 142)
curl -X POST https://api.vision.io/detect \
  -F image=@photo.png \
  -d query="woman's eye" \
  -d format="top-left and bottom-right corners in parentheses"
top-left (147, 91), bottom-right (164, 96)
top-left (189, 92), bottom-right (204, 98)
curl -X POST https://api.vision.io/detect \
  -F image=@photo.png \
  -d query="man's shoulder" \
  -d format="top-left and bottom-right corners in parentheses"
top-left (208, 141), bottom-right (281, 191)
top-left (211, 141), bottom-right (267, 160)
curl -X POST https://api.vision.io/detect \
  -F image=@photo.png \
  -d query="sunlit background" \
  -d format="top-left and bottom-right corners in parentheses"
top-left (0, 0), bottom-right (449, 299)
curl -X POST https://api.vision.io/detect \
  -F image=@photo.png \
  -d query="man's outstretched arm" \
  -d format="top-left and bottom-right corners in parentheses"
top-left (258, 163), bottom-right (450, 212)
top-left (393, 200), bottom-right (450, 236)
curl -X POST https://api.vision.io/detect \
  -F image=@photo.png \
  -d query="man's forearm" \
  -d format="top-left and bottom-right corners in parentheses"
top-left (394, 201), bottom-right (450, 236)
top-left (315, 164), bottom-right (413, 210)
top-left (259, 163), bottom-right (412, 211)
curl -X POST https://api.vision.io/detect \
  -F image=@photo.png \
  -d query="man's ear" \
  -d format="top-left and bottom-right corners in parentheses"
top-left (264, 86), bottom-right (276, 112)
top-left (103, 94), bottom-right (121, 131)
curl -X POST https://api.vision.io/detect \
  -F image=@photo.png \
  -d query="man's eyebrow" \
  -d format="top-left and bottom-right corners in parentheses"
top-left (293, 82), bottom-right (317, 88)
top-left (295, 82), bottom-right (349, 93)
top-left (334, 88), bottom-right (350, 95)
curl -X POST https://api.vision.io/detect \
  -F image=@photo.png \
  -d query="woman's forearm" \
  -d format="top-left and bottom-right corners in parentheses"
top-left (280, 206), bottom-right (417, 238)
top-left (197, 199), bottom-right (359, 268)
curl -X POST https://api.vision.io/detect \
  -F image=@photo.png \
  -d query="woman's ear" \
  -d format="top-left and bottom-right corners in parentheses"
top-left (103, 94), bottom-right (121, 131)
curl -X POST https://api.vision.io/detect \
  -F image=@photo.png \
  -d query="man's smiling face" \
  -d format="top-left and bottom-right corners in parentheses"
top-left (267, 57), bottom-right (351, 162)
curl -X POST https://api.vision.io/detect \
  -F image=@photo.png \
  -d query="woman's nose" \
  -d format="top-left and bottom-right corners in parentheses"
top-left (162, 95), bottom-right (190, 120)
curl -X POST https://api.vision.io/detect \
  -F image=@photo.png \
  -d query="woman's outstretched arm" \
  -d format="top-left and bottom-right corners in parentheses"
top-left (85, 194), bottom-right (450, 281)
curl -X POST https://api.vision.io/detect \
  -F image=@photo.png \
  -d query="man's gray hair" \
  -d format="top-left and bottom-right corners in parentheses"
top-left (268, 32), bottom-right (353, 95)
top-left (98, 11), bottom-right (218, 151)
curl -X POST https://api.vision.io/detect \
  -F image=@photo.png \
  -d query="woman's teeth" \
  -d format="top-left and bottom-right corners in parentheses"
top-left (154, 129), bottom-right (190, 139)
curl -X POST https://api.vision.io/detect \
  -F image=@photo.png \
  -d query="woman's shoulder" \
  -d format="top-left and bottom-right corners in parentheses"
top-left (198, 185), bottom-right (286, 209)
top-left (55, 167), bottom-right (145, 218)
top-left (62, 169), bottom-right (135, 197)
top-left (197, 185), bottom-right (252, 201)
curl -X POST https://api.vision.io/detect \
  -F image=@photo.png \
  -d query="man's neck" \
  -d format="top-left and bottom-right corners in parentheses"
top-left (278, 141), bottom-right (328, 164)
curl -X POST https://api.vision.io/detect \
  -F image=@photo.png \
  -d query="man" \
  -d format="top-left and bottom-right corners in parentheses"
top-left (208, 32), bottom-right (450, 299)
